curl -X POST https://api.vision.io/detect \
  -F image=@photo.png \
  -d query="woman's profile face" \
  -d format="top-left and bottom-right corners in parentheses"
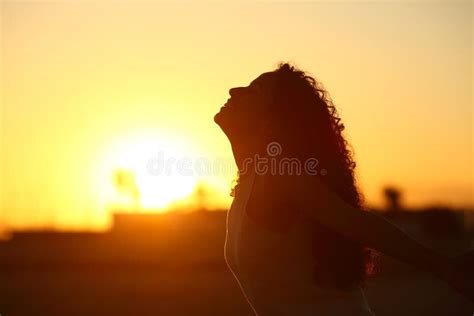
top-left (214, 71), bottom-right (277, 143)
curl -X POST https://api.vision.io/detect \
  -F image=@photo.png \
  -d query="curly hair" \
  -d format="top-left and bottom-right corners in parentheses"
top-left (234, 62), bottom-right (375, 290)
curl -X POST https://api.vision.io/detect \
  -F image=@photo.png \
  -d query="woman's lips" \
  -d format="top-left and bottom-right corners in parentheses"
top-left (224, 98), bottom-right (235, 106)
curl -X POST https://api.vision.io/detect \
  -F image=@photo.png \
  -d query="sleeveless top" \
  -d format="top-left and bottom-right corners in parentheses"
top-left (224, 170), bottom-right (375, 316)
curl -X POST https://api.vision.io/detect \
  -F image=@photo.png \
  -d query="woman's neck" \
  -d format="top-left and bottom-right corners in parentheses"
top-left (235, 149), bottom-right (265, 184)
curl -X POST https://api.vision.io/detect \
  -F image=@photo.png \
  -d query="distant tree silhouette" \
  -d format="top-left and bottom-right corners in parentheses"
top-left (193, 182), bottom-right (210, 211)
top-left (383, 186), bottom-right (402, 212)
top-left (112, 169), bottom-right (141, 211)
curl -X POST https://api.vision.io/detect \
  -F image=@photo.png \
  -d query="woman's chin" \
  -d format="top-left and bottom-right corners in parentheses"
top-left (213, 111), bottom-right (223, 125)
top-left (214, 107), bottom-right (230, 125)
top-left (214, 111), bottom-right (235, 136)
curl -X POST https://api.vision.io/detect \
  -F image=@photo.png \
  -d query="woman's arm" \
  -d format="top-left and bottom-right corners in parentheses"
top-left (284, 173), bottom-right (452, 279)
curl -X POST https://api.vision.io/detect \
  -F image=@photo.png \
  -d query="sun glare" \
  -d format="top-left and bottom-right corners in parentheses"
top-left (99, 131), bottom-right (198, 212)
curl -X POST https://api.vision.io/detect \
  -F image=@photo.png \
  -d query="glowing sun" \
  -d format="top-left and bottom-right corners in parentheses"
top-left (100, 131), bottom-right (198, 211)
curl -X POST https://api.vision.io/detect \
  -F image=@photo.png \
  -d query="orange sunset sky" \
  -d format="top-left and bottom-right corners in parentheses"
top-left (1, 1), bottom-right (472, 232)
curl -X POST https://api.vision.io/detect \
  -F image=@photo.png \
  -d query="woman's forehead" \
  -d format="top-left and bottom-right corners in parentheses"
top-left (250, 71), bottom-right (276, 88)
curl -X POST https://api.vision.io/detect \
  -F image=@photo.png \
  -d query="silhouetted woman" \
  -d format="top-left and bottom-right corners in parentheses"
top-left (214, 62), bottom-right (473, 315)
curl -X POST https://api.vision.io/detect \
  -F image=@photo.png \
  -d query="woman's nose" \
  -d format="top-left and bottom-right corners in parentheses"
top-left (229, 87), bottom-right (244, 98)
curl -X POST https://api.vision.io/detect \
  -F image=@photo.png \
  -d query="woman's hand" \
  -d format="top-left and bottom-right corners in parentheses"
top-left (441, 250), bottom-right (474, 302)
